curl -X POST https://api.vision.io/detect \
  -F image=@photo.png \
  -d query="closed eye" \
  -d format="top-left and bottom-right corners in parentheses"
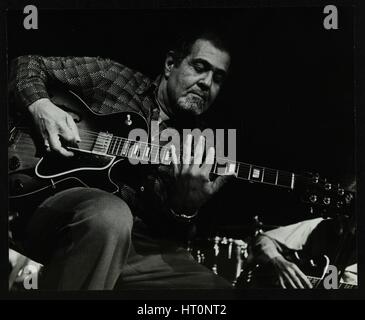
top-left (192, 61), bottom-right (206, 73)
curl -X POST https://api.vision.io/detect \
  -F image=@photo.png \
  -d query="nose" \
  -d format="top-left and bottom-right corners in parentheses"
top-left (198, 71), bottom-right (213, 91)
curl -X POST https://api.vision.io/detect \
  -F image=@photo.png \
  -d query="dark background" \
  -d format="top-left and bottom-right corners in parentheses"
top-left (6, 7), bottom-right (355, 236)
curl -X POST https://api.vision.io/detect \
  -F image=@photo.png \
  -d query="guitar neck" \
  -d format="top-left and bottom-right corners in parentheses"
top-left (12, 127), bottom-right (297, 191)
top-left (102, 135), bottom-right (296, 190)
top-left (307, 276), bottom-right (357, 289)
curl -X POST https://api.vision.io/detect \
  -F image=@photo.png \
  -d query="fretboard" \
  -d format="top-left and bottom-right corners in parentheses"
top-left (308, 276), bottom-right (357, 289)
top-left (79, 133), bottom-right (296, 190)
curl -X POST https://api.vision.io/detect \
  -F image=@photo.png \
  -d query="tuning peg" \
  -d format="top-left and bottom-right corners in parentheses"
top-left (309, 194), bottom-right (318, 203)
top-left (345, 193), bottom-right (354, 204)
top-left (312, 173), bottom-right (320, 184)
top-left (337, 187), bottom-right (345, 196)
top-left (324, 182), bottom-right (332, 191)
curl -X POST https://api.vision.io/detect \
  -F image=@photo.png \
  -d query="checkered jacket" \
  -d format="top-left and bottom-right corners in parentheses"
top-left (9, 55), bottom-right (156, 120)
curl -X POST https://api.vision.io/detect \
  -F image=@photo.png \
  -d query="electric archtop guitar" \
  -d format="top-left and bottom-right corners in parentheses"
top-left (9, 89), bottom-right (354, 217)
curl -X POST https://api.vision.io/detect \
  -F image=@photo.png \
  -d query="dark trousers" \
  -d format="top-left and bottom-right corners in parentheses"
top-left (23, 187), bottom-right (233, 290)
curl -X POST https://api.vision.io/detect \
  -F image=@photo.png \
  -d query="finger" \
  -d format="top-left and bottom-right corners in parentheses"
top-left (303, 276), bottom-right (313, 289)
top-left (292, 265), bottom-right (313, 289)
top-left (286, 267), bottom-right (305, 289)
top-left (211, 175), bottom-right (233, 194)
top-left (283, 272), bottom-right (298, 289)
top-left (48, 131), bottom-right (74, 157)
top-left (39, 119), bottom-right (51, 148)
top-left (193, 136), bottom-right (205, 166)
top-left (60, 125), bottom-right (75, 144)
top-left (279, 275), bottom-right (287, 289)
top-left (291, 272), bottom-right (305, 289)
top-left (201, 146), bottom-right (215, 175)
top-left (66, 114), bottom-right (81, 142)
top-left (182, 134), bottom-right (192, 171)
top-left (170, 144), bottom-right (180, 176)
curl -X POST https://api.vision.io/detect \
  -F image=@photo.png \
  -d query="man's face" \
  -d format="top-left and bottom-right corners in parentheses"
top-left (166, 39), bottom-right (230, 116)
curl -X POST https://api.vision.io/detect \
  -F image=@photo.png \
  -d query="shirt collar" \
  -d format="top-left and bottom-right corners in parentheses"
top-left (135, 74), bottom-right (161, 96)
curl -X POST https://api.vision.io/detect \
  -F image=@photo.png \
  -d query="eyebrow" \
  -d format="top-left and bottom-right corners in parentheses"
top-left (192, 58), bottom-right (228, 77)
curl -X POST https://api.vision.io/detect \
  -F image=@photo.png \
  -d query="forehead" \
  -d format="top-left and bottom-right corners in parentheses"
top-left (188, 39), bottom-right (230, 72)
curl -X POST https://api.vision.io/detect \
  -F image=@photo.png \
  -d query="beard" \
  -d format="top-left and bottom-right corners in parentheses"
top-left (176, 94), bottom-right (206, 116)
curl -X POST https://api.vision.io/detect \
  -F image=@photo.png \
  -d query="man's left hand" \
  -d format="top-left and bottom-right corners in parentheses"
top-left (168, 134), bottom-right (233, 215)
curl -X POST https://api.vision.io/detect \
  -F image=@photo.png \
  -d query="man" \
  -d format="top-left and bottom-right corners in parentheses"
top-left (247, 216), bottom-right (357, 289)
top-left (9, 30), bottom-right (235, 290)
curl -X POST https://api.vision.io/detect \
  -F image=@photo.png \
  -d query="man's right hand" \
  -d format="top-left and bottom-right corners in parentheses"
top-left (271, 255), bottom-right (313, 289)
top-left (28, 98), bottom-right (81, 157)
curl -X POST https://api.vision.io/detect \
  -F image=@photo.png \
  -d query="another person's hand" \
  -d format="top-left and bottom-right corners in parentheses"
top-left (28, 98), bottom-right (81, 157)
top-left (270, 255), bottom-right (313, 289)
top-left (168, 134), bottom-right (233, 214)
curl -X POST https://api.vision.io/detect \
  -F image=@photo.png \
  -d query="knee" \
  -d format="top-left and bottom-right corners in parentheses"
top-left (76, 189), bottom-right (133, 239)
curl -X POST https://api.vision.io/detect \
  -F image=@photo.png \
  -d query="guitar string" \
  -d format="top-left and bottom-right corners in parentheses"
top-left (307, 275), bottom-right (355, 288)
top-left (13, 128), bottom-right (290, 167)
top-left (10, 136), bottom-right (321, 184)
top-left (11, 129), bottom-right (337, 187)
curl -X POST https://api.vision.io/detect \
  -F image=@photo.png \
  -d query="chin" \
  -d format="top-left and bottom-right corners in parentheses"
top-left (177, 98), bottom-right (206, 116)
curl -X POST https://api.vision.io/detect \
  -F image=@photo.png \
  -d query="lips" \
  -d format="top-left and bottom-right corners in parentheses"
top-left (189, 91), bottom-right (206, 100)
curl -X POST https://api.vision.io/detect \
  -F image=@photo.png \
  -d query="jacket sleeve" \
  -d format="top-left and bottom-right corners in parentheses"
top-left (9, 55), bottom-right (114, 109)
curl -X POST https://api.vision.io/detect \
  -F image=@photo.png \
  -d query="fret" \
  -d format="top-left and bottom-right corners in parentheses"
top-left (160, 147), bottom-right (170, 165)
top-left (275, 170), bottom-right (279, 185)
top-left (213, 161), bottom-right (218, 174)
top-left (143, 144), bottom-right (151, 161)
top-left (291, 173), bottom-right (295, 189)
top-left (248, 165), bottom-right (252, 180)
top-left (116, 137), bottom-right (123, 155)
top-left (213, 162), bottom-right (238, 176)
top-left (132, 143), bottom-right (140, 158)
top-left (276, 171), bottom-right (293, 188)
top-left (138, 142), bottom-right (148, 162)
top-left (226, 162), bottom-right (237, 175)
top-left (262, 168), bottom-right (278, 185)
top-left (150, 145), bottom-right (160, 164)
top-left (237, 164), bottom-right (250, 180)
top-left (115, 137), bottom-right (123, 156)
top-left (249, 166), bottom-right (263, 181)
top-left (215, 162), bottom-right (228, 175)
top-left (112, 137), bottom-right (119, 155)
top-left (109, 137), bottom-right (114, 154)
top-left (92, 132), bottom-right (113, 155)
top-left (121, 140), bottom-right (130, 157)
top-left (236, 163), bottom-right (240, 177)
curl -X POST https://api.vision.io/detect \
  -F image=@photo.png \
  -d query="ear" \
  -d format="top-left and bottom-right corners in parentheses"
top-left (164, 51), bottom-right (176, 78)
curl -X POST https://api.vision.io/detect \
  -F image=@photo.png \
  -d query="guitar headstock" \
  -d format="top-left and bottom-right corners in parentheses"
top-left (298, 173), bottom-right (355, 218)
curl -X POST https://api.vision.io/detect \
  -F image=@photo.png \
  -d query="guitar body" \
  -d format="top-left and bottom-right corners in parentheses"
top-left (9, 88), bottom-right (149, 214)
